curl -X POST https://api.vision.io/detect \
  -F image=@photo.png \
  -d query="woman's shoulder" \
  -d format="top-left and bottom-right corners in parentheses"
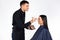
top-left (42, 28), bottom-right (49, 33)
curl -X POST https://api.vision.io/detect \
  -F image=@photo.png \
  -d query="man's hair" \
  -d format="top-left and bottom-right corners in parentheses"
top-left (20, 1), bottom-right (29, 6)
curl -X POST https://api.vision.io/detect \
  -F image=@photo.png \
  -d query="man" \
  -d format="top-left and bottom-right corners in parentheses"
top-left (12, 1), bottom-right (36, 40)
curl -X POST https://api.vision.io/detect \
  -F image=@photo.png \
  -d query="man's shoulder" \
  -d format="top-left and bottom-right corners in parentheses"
top-left (14, 9), bottom-right (20, 14)
top-left (13, 9), bottom-right (20, 16)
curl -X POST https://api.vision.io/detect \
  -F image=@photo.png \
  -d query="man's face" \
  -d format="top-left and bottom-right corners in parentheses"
top-left (22, 3), bottom-right (29, 11)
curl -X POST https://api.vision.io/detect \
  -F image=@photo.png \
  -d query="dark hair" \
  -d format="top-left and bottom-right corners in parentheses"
top-left (20, 1), bottom-right (29, 6)
top-left (40, 15), bottom-right (48, 29)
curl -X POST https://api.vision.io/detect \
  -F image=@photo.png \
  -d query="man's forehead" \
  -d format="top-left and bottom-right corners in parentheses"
top-left (23, 3), bottom-right (29, 5)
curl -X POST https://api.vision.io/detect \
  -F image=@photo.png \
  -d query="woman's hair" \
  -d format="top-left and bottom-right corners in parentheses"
top-left (40, 15), bottom-right (48, 29)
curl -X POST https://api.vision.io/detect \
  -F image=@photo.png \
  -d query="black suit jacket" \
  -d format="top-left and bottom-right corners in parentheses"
top-left (12, 9), bottom-right (31, 40)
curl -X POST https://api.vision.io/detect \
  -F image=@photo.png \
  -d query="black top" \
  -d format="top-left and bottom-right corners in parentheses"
top-left (12, 8), bottom-right (31, 31)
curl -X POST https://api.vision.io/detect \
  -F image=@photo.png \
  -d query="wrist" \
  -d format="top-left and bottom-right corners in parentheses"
top-left (30, 20), bottom-right (33, 24)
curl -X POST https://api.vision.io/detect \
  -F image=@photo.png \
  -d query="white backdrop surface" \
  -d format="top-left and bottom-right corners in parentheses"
top-left (0, 0), bottom-right (60, 40)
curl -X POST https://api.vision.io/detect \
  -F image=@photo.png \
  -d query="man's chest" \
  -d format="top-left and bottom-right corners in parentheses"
top-left (19, 13), bottom-right (25, 22)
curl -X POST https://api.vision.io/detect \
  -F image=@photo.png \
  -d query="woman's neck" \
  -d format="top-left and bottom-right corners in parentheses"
top-left (40, 23), bottom-right (44, 26)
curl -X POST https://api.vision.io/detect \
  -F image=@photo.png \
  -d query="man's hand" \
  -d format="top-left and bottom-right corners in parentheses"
top-left (27, 17), bottom-right (36, 30)
top-left (30, 17), bottom-right (37, 24)
top-left (28, 25), bottom-right (35, 30)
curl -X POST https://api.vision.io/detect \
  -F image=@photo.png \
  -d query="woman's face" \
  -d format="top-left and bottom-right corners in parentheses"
top-left (38, 17), bottom-right (43, 25)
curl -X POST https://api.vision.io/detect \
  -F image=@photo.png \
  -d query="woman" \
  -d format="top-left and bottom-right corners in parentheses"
top-left (31, 15), bottom-right (52, 40)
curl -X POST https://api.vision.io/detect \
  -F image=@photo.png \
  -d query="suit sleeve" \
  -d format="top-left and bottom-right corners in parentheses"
top-left (13, 13), bottom-right (31, 29)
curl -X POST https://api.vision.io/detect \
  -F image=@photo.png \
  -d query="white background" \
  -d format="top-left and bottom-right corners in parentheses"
top-left (0, 0), bottom-right (60, 40)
